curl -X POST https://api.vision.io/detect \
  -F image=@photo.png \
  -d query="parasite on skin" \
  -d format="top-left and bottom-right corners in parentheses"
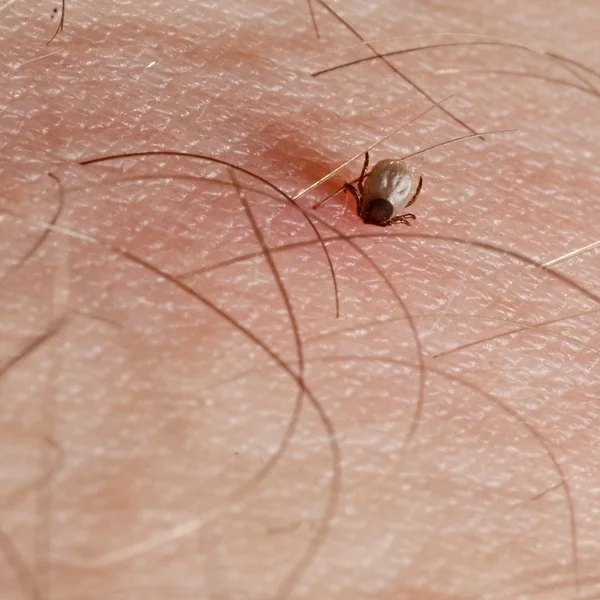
top-left (310, 128), bottom-right (516, 223)
top-left (345, 152), bottom-right (423, 227)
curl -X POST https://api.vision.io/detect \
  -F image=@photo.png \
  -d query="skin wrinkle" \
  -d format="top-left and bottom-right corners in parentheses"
top-left (1, 436), bottom-right (63, 512)
top-left (2, 0), bottom-right (600, 599)
top-left (0, 527), bottom-right (42, 600)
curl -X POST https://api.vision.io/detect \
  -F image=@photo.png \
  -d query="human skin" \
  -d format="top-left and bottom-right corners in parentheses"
top-left (2, 0), bottom-right (600, 598)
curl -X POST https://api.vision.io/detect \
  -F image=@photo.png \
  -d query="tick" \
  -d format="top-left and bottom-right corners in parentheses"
top-left (344, 152), bottom-right (423, 227)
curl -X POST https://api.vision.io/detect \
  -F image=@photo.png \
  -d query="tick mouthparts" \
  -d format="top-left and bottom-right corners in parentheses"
top-left (364, 198), bottom-right (393, 225)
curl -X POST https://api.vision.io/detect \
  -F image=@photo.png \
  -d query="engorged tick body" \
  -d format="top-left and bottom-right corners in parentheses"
top-left (345, 152), bottom-right (423, 227)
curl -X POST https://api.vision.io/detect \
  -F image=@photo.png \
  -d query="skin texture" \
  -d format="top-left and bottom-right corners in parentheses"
top-left (2, 0), bottom-right (600, 599)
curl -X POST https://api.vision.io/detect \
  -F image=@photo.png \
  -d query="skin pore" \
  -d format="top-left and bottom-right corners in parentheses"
top-left (2, 0), bottom-right (600, 598)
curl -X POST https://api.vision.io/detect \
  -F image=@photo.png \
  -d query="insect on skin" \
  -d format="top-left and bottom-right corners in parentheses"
top-left (344, 152), bottom-right (423, 227)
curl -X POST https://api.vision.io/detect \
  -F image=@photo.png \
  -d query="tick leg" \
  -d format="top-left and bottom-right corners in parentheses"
top-left (385, 213), bottom-right (416, 227)
top-left (405, 175), bottom-right (423, 208)
top-left (358, 152), bottom-right (370, 195)
top-left (344, 183), bottom-right (364, 220)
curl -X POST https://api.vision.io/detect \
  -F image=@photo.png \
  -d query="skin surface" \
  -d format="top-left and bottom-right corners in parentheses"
top-left (2, 0), bottom-right (600, 599)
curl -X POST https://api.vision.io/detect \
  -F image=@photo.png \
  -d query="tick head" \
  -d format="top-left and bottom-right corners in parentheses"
top-left (363, 198), bottom-right (393, 226)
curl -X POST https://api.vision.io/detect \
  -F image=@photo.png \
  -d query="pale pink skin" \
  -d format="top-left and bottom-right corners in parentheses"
top-left (2, 1), bottom-right (600, 599)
